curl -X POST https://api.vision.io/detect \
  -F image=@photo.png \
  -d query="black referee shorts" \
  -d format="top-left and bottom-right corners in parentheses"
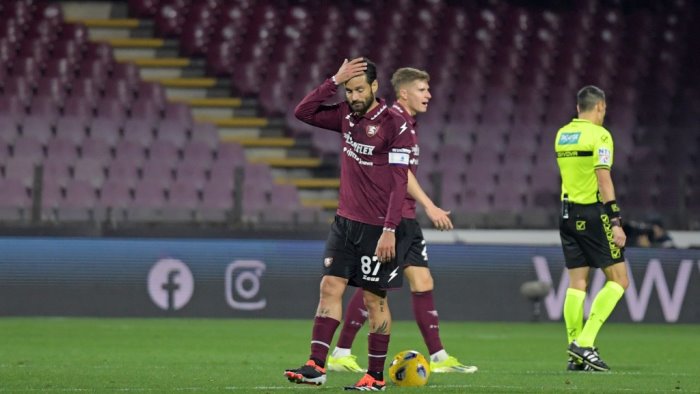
top-left (559, 202), bottom-right (625, 269)
top-left (322, 215), bottom-right (404, 291)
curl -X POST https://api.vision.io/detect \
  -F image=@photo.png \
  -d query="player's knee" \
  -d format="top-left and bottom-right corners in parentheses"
top-left (319, 277), bottom-right (345, 300)
top-left (362, 289), bottom-right (386, 311)
top-left (406, 267), bottom-right (433, 292)
top-left (410, 274), bottom-right (433, 292)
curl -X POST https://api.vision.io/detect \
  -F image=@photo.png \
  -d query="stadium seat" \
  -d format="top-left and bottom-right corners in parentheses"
top-left (148, 139), bottom-right (179, 165)
top-left (173, 160), bottom-right (207, 190)
top-left (97, 178), bottom-right (131, 221)
top-left (166, 180), bottom-right (200, 209)
top-left (181, 140), bottom-right (213, 166)
top-left (214, 143), bottom-right (246, 167)
top-left (140, 159), bottom-right (174, 188)
top-left (107, 156), bottom-right (141, 184)
top-left (128, 0), bottom-right (160, 18)
top-left (45, 136), bottom-right (78, 164)
top-left (114, 139), bottom-right (146, 164)
top-left (190, 122), bottom-right (219, 149)
top-left (123, 118), bottom-right (156, 149)
top-left (0, 178), bottom-right (30, 220)
top-left (58, 179), bottom-right (99, 222)
top-left (73, 157), bottom-right (107, 187)
top-left (80, 136), bottom-right (113, 162)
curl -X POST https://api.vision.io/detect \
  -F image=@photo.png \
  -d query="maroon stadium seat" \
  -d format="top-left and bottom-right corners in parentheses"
top-left (123, 118), bottom-right (156, 148)
top-left (72, 157), bottom-right (107, 187)
top-left (80, 136), bottom-right (113, 161)
top-left (190, 122), bottom-right (219, 149)
top-left (214, 142), bottom-right (246, 167)
top-left (140, 159), bottom-right (174, 188)
top-left (128, 0), bottom-right (160, 18)
top-left (4, 156), bottom-right (39, 187)
top-left (59, 23), bottom-right (89, 47)
top-left (173, 160), bottom-right (207, 189)
top-left (107, 159), bottom-right (141, 187)
top-left (147, 139), bottom-right (179, 164)
top-left (89, 117), bottom-right (122, 146)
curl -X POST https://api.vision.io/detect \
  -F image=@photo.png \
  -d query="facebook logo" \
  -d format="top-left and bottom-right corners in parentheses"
top-left (148, 259), bottom-right (194, 311)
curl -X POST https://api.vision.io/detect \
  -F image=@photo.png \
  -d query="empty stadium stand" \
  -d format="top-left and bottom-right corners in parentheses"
top-left (0, 0), bottom-right (698, 230)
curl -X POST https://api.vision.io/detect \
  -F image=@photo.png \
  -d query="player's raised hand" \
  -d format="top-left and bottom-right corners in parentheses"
top-left (426, 205), bottom-right (453, 231)
top-left (333, 58), bottom-right (367, 85)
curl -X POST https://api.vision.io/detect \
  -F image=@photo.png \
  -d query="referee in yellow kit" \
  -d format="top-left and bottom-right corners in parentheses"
top-left (555, 85), bottom-right (628, 372)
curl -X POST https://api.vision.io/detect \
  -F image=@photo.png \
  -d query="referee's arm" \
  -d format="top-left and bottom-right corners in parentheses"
top-left (595, 168), bottom-right (626, 247)
top-left (595, 168), bottom-right (616, 204)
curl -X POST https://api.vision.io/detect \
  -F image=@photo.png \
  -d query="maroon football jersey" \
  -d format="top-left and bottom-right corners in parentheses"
top-left (294, 79), bottom-right (413, 229)
top-left (391, 103), bottom-right (419, 219)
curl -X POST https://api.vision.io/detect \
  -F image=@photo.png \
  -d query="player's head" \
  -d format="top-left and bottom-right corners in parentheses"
top-left (345, 57), bottom-right (378, 116)
top-left (576, 85), bottom-right (606, 126)
top-left (391, 67), bottom-right (431, 116)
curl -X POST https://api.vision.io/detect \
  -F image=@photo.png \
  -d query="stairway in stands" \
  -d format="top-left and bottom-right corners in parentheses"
top-left (61, 1), bottom-right (339, 215)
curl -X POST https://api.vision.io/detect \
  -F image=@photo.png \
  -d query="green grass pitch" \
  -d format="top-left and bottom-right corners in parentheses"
top-left (0, 318), bottom-right (698, 392)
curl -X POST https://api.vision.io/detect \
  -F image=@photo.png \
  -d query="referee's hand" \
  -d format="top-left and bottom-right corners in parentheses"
top-left (612, 226), bottom-right (626, 248)
top-left (426, 205), bottom-right (453, 231)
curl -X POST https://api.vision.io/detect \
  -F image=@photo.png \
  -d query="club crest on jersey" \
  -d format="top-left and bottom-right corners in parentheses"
top-left (366, 124), bottom-right (379, 137)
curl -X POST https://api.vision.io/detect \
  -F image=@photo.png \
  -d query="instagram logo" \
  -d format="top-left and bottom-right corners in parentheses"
top-left (225, 260), bottom-right (267, 311)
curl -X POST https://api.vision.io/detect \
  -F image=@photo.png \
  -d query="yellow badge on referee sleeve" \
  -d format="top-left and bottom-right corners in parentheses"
top-left (576, 220), bottom-right (586, 231)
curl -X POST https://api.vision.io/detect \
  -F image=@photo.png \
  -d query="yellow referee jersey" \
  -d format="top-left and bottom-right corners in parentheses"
top-left (555, 118), bottom-right (615, 204)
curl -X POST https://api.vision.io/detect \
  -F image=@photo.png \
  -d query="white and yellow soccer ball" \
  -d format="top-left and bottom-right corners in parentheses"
top-left (388, 350), bottom-right (431, 387)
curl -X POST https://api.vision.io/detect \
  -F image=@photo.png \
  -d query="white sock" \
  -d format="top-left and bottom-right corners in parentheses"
top-left (430, 349), bottom-right (448, 362)
top-left (332, 347), bottom-right (352, 358)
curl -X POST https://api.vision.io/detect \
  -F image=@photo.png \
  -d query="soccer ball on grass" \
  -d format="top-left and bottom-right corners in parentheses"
top-left (388, 350), bottom-right (430, 387)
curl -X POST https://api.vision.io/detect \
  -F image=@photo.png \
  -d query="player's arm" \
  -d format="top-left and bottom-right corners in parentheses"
top-left (407, 170), bottom-right (453, 231)
top-left (294, 58), bottom-right (366, 131)
top-left (375, 120), bottom-right (412, 263)
top-left (596, 168), bottom-right (626, 248)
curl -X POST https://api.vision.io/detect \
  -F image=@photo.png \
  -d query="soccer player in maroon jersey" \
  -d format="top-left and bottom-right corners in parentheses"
top-left (284, 58), bottom-right (414, 391)
top-left (327, 68), bottom-right (478, 374)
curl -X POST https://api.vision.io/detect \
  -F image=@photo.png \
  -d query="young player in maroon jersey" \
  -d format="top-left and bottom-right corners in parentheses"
top-left (284, 58), bottom-right (413, 391)
top-left (328, 67), bottom-right (478, 375)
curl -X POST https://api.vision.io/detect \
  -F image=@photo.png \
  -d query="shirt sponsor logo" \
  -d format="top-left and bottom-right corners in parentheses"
top-left (342, 133), bottom-right (374, 166)
top-left (411, 144), bottom-right (420, 156)
top-left (558, 132), bottom-right (581, 145)
top-left (344, 133), bottom-right (375, 155)
top-left (343, 147), bottom-right (374, 166)
top-left (598, 147), bottom-right (611, 165)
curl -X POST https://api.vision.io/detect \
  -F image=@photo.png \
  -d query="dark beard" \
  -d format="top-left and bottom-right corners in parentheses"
top-left (349, 92), bottom-right (375, 116)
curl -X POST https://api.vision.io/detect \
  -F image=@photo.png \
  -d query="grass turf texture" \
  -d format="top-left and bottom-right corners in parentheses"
top-left (0, 318), bottom-right (698, 393)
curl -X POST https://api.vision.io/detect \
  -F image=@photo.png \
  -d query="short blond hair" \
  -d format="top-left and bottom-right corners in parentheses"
top-left (391, 67), bottom-right (430, 97)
